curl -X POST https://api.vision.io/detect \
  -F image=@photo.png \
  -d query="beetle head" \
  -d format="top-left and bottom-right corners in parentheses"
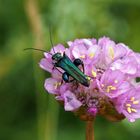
top-left (52, 52), bottom-right (63, 62)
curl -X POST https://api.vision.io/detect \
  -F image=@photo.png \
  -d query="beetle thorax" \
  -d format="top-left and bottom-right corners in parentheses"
top-left (52, 52), bottom-right (63, 62)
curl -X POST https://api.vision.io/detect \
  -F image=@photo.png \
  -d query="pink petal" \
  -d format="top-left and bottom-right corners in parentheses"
top-left (64, 90), bottom-right (82, 111)
top-left (44, 78), bottom-right (60, 94)
top-left (39, 58), bottom-right (53, 73)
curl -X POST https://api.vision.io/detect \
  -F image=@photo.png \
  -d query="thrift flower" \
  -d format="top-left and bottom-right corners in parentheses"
top-left (39, 37), bottom-right (140, 122)
top-left (114, 87), bottom-right (140, 122)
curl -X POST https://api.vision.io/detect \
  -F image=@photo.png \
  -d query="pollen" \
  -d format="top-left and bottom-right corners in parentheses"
top-left (86, 76), bottom-right (91, 81)
top-left (80, 55), bottom-right (85, 59)
top-left (89, 53), bottom-right (94, 58)
top-left (54, 82), bottom-right (61, 89)
top-left (127, 107), bottom-right (132, 113)
top-left (109, 47), bottom-right (115, 60)
top-left (91, 70), bottom-right (97, 77)
top-left (131, 108), bottom-right (137, 113)
top-left (110, 86), bottom-right (116, 90)
top-left (130, 97), bottom-right (139, 105)
top-left (126, 104), bottom-right (131, 107)
top-left (106, 85), bottom-right (116, 93)
top-left (130, 97), bottom-right (135, 101)
top-left (133, 100), bottom-right (139, 105)
top-left (58, 82), bottom-right (61, 86)
top-left (54, 83), bottom-right (58, 89)
top-left (127, 106), bottom-right (137, 113)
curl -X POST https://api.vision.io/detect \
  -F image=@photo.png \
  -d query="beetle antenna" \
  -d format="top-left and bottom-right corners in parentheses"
top-left (24, 48), bottom-right (52, 55)
top-left (49, 25), bottom-right (55, 53)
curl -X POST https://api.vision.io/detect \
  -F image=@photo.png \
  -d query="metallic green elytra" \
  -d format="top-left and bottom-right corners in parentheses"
top-left (52, 52), bottom-right (90, 87)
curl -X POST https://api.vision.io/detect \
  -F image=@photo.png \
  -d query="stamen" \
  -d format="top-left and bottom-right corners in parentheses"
top-left (58, 82), bottom-right (61, 86)
top-left (109, 47), bottom-right (115, 60)
top-left (110, 86), bottom-right (116, 90)
top-left (54, 82), bottom-right (61, 89)
top-left (133, 100), bottom-right (139, 105)
top-left (127, 107), bottom-right (132, 113)
top-left (86, 76), bottom-right (91, 81)
top-left (126, 104), bottom-right (131, 107)
top-left (106, 85), bottom-right (116, 93)
top-left (80, 55), bottom-right (85, 59)
top-left (54, 83), bottom-right (58, 89)
top-left (130, 97), bottom-right (135, 101)
top-left (106, 86), bottom-right (110, 93)
top-left (131, 108), bottom-right (137, 113)
top-left (89, 53), bottom-right (94, 58)
top-left (91, 70), bottom-right (97, 77)
top-left (127, 106), bottom-right (137, 113)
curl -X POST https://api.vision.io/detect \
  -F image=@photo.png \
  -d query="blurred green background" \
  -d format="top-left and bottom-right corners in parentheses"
top-left (0, 0), bottom-right (140, 140)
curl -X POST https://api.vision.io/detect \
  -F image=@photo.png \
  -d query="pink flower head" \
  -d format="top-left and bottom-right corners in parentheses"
top-left (39, 37), bottom-right (140, 122)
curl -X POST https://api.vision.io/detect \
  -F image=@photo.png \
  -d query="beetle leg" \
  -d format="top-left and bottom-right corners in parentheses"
top-left (62, 72), bottom-right (69, 82)
top-left (62, 72), bottom-right (75, 83)
top-left (55, 67), bottom-right (63, 74)
top-left (52, 63), bottom-right (63, 74)
top-left (73, 58), bottom-right (85, 73)
top-left (60, 79), bottom-right (63, 85)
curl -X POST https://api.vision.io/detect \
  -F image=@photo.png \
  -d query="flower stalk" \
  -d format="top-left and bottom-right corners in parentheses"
top-left (86, 120), bottom-right (94, 140)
